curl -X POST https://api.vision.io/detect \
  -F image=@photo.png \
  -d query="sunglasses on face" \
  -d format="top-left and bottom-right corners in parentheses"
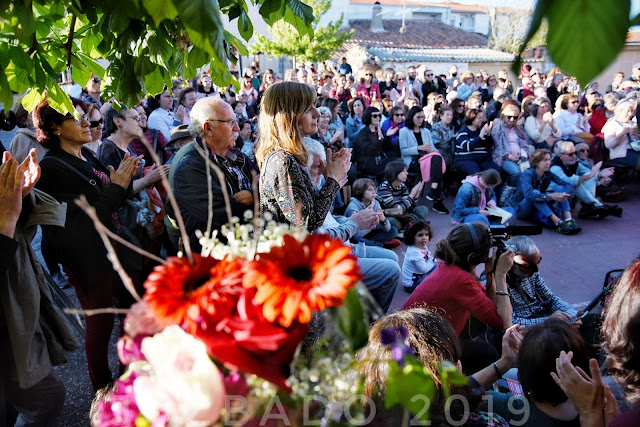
top-left (365, 73), bottom-right (373, 76)
top-left (394, 113), bottom-right (405, 117)
top-left (505, 115), bottom-right (519, 121)
top-left (63, 113), bottom-right (90, 125)
top-left (371, 114), bottom-right (381, 118)
top-left (562, 152), bottom-right (576, 156)
top-left (578, 149), bottom-right (589, 153)
top-left (92, 77), bottom-right (101, 83)
top-left (89, 118), bottom-right (103, 128)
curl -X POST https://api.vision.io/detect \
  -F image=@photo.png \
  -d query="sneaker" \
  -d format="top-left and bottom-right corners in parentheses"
top-left (382, 239), bottom-right (401, 249)
top-left (554, 220), bottom-right (575, 235)
top-left (432, 199), bottom-right (449, 215)
top-left (426, 188), bottom-right (439, 201)
top-left (565, 219), bottom-right (582, 234)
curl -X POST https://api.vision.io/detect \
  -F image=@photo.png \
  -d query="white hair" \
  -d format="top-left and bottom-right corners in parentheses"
top-left (554, 140), bottom-right (574, 155)
top-left (304, 137), bottom-right (326, 168)
top-left (188, 97), bottom-right (228, 138)
top-left (505, 236), bottom-right (539, 256)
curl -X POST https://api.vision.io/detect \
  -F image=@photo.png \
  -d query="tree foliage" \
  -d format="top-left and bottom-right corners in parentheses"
top-left (250, 0), bottom-right (353, 67)
top-left (488, 8), bottom-right (547, 55)
top-left (0, 0), bottom-right (315, 112)
top-left (516, 0), bottom-right (635, 85)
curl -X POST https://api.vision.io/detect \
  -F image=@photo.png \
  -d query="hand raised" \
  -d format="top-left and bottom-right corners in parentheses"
top-left (109, 153), bottom-right (141, 189)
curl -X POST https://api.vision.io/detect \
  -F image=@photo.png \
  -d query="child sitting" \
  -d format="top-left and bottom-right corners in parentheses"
top-left (345, 178), bottom-right (400, 249)
top-left (402, 220), bottom-right (436, 293)
top-left (451, 169), bottom-right (515, 225)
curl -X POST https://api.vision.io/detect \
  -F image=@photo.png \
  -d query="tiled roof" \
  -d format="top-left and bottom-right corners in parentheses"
top-left (347, 19), bottom-right (488, 49)
top-left (627, 31), bottom-right (640, 43)
top-left (367, 46), bottom-right (516, 63)
top-left (349, 0), bottom-right (525, 14)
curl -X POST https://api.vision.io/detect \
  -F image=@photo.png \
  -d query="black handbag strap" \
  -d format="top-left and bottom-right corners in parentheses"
top-left (49, 157), bottom-right (99, 188)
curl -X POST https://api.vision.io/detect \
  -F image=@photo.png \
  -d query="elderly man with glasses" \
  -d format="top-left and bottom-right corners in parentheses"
top-left (549, 140), bottom-right (622, 219)
top-left (170, 97), bottom-right (258, 252)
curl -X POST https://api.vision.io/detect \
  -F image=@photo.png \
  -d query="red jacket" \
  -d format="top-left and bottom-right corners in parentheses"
top-left (356, 83), bottom-right (381, 107)
top-left (402, 263), bottom-right (504, 335)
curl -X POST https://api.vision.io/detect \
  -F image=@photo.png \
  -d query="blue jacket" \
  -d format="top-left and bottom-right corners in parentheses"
top-left (451, 181), bottom-right (496, 223)
top-left (510, 167), bottom-right (564, 206)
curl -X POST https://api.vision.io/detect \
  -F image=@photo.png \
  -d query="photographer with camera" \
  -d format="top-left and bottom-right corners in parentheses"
top-left (403, 222), bottom-right (514, 373)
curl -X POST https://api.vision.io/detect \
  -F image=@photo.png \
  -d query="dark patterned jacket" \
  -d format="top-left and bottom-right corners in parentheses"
top-left (259, 150), bottom-right (340, 231)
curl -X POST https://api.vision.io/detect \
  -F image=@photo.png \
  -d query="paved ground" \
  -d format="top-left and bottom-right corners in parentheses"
top-left (18, 178), bottom-right (640, 426)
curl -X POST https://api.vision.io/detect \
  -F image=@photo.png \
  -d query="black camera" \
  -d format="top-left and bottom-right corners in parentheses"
top-left (490, 224), bottom-right (542, 257)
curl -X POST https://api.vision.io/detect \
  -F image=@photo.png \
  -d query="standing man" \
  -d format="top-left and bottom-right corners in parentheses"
top-left (171, 98), bottom-right (258, 251)
top-left (338, 57), bottom-right (352, 76)
top-left (420, 66), bottom-right (447, 105)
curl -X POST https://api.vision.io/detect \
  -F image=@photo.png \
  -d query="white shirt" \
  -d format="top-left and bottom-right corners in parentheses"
top-left (147, 108), bottom-right (177, 141)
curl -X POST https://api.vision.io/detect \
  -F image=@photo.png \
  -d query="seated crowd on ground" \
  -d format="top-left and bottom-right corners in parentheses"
top-left (1, 56), bottom-right (639, 425)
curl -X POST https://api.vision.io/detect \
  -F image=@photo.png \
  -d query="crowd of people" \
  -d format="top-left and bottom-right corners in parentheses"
top-left (1, 56), bottom-right (639, 425)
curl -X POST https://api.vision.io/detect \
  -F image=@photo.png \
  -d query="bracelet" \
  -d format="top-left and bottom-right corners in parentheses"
top-left (492, 362), bottom-right (502, 377)
top-left (495, 290), bottom-right (509, 296)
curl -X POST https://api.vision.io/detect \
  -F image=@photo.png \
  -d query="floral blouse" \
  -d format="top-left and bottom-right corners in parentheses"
top-left (259, 150), bottom-right (340, 231)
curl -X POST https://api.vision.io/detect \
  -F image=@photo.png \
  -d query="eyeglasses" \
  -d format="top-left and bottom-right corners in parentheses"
top-left (561, 152), bottom-right (576, 156)
top-left (365, 73), bottom-right (373, 76)
top-left (371, 114), bottom-right (381, 118)
top-left (124, 115), bottom-right (142, 123)
top-left (62, 113), bottom-right (90, 125)
top-left (425, 73), bottom-right (434, 76)
top-left (208, 118), bottom-right (239, 127)
top-left (397, 78), bottom-right (406, 81)
top-left (393, 113), bottom-right (405, 117)
top-left (89, 118), bottom-right (103, 128)
top-left (505, 115), bottom-right (519, 121)
top-left (578, 149), bottom-right (589, 153)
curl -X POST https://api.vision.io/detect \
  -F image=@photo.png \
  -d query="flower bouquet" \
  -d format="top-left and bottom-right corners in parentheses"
top-left (92, 213), bottom-right (375, 426)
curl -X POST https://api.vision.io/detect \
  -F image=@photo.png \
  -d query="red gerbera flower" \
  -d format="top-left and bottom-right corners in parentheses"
top-left (244, 234), bottom-right (362, 328)
top-left (143, 255), bottom-right (245, 333)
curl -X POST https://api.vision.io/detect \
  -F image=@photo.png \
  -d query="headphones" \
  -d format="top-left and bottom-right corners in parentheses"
top-left (465, 222), bottom-right (487, 266)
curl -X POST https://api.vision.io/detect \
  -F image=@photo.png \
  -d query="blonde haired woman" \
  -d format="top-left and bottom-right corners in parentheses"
top-left (257, 82), bottom-right (351, 230)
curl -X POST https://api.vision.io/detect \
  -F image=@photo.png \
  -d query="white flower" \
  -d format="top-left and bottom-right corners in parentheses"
top-left (134, 326), bottom-right (225, 426)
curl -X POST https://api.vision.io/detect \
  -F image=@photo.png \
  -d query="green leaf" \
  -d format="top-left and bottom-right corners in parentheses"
top-left (6, 61), bottom-right (31, 93)
top-left (142, 0), bottom-right (179, 27)
top-left (224, 30), bottom-right (249, 56)
top-left (147, 30), bottom-right (174, 66)
top-left (144, 66), bottom-right (166, 95)
top-left (47, 80), bottom-right (75, 115)
top-left (283, 0), bottom-right (314, 38)
top-left (21, 89), bottom-right (45, 112)
top-left (385, 359), bottom-right (436, 422)
top-left (0, 67), bottom-right (14, 110)
top-left (134, 56), bottom-right (156, 77)
top-left (76, 52), bottom-right (106, 78)
top-left (11, 1), bottom-right (36, 43)
top-left (173, 0), bottom-right (226, 64)
top-left (632, 13), bottom-right (640, 27)
top-left (238, 9), bottom-right (254, 40)
top-left (108, 12), bottom-right (130, 34)
top-left (545, 0), bottom-right (629, 85)
top-left (512, 0), bottom-right (551, 79)
top-left (259, 0), bottom-right (285, 25)
top-left (70, 56), bottom-right (92, 88)
top-left (186, 45), bottom-right (210, 76)
top-left (329, 287), bottom-right (369, 351)
top-left (80, 29), bottom-right (104, 59)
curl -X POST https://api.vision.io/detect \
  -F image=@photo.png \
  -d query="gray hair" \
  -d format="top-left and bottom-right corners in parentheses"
top-left (555, 140), bottom-right (574, 155)
top-left (304, 137), bottom-right (326, 168)
top-left (603, 92), bottom-right (619, 110)
top-left (188, 97), bottom-right (227, 138)
top-left (505, 236), bottom-right (539, 256)
top-left (530, 96), bottom-right (551, 117)
top-left (614, 100), bottom-right (634, 118)
top-left (317, 106), bottom-right (331, 117)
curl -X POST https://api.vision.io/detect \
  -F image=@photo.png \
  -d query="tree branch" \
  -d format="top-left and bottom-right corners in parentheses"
top-left (66, 14), bottom-right (77, 68)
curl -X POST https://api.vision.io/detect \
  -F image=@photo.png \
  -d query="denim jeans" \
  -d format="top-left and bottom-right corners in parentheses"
top-left (463, 206), bottom-right (516, 226)
top-left (501, 160), bottom-right (522, 187)
top-left (454, 158), bottom-right (502, 176)
top-left (357, 245), bottom-right (400, 313)
top-left (515, 186), bottom-right (571, 226)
